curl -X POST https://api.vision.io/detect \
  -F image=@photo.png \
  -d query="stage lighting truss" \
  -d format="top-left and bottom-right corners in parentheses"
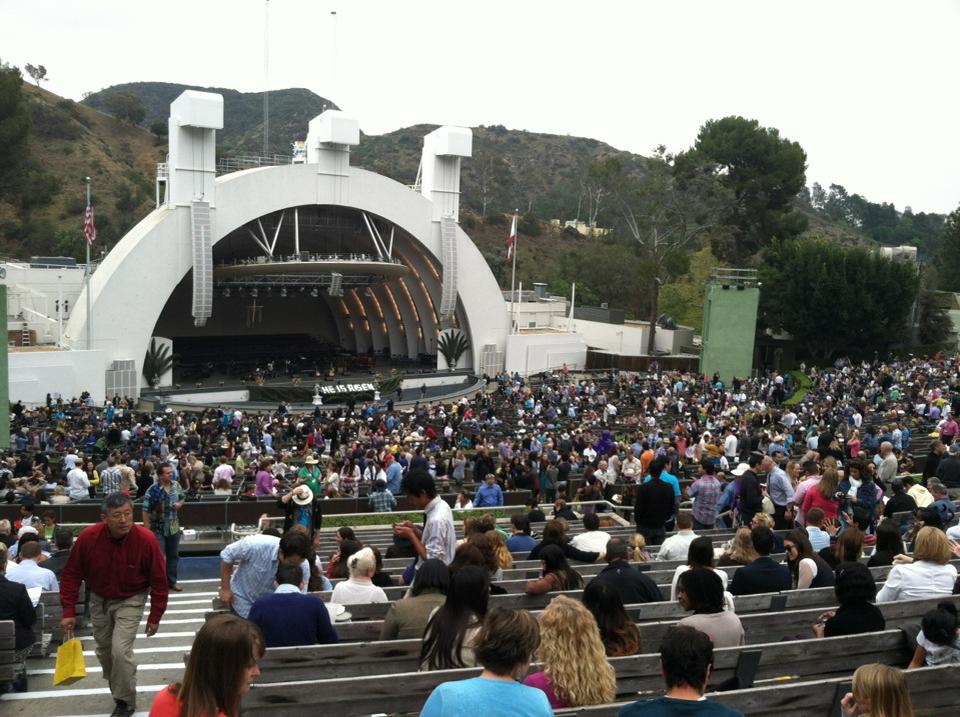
top-left (215, 272), bottom-right (383, 292)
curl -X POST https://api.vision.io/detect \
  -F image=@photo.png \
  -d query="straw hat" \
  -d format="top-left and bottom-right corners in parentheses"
top-left (291, 485), bottom-right (314, 506)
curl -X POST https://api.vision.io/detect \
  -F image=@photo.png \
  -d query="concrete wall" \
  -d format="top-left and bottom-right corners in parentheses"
top-left (163, 389), bottom-right (250, 404)
top-left (3, 263), bottom-right (86, 346)
top-left (9, 349), bottom-right (106, 405)
top-left (505, 333), bottom-right (587, 376)
top-left (556, 316), bottom-right (648, 355)
top-left (510, 301), bottom-right (568, 330)
top-left (554, 316), bottom-right (694, 357)
top-left (653, 324), bottom-right (695, 354)
top-left (700, 283), bottom-right (759, 382)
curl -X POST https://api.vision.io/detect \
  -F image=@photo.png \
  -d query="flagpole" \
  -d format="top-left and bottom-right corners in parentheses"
top-left (509, 210), bottom-right (518, 334)
top-left (85, 177), bottom-right (92, 351)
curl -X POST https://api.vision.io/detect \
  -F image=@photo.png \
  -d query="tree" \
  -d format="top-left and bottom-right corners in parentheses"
top-left (437, 330), bottom-right (470, 370)
top-left (150, 119), bottom-right (168, 138)
top-left (759, 238), bottom-right (919, 361)
top-left (24, 63), bottom-right (47, 87)
top-left (142, 338), bottom-right (174, 387)
top-left (659, 245), bottom-right (720, 331)
top-left (468, 150), bottom-right (512, 218)
top-left (810, 182), bottom-right (827, 210)
top-left (0, 65), bottom-right (32, 193)
top-left (595, 147), bottom-right (725, 354)
top-left (916, 291), bottom-right (955, 351)
top-left (678, 116), bottom-right (808, 262)
top-left (104, 91), bottom-right (145, 124)
top-left (929, 205), bottom-right (960, 292)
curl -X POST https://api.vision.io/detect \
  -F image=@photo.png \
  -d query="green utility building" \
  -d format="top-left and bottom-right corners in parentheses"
top-left (700, 269), bottom-right (759, 384)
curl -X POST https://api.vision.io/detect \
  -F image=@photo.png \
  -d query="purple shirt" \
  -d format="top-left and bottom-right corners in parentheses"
top-left (254, 469), bottom-right (276, 496)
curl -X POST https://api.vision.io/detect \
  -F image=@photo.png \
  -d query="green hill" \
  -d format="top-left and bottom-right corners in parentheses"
top-left (82, 83), bottom-right (647, 224)
top-left (0, 82), bottom-right (161, 257)
top-left (83, 82), bottom-right (338, 158)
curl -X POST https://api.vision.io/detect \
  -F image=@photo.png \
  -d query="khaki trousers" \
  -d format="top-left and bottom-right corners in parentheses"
top-left (89, 591), bottom-right (147, 708)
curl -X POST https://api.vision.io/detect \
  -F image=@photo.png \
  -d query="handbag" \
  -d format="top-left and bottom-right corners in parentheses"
top-left (761, 494), bottom-right (775, 515)
top-left (53, 636), bottom-right (87, 686)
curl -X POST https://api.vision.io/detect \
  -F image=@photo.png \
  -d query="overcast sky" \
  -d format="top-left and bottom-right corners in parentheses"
top-left (2, 0), bottom-right (958, 213)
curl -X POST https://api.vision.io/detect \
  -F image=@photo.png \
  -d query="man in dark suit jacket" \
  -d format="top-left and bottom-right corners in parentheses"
top-left (729, 526), bottom-right (792, 596)
top-left (42, 528), bottom-right (74, 579)
top-left (736, 453), bottom-right (764, 526)
top-left (248, 564), bottom-right (338, 648)
top-left (0, 548), bottom-right (37, 693)
top-left (589, 538), bottom-right (663, 604)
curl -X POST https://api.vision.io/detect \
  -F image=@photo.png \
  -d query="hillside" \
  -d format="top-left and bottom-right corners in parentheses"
top-left (83, 82), bottom-right (338, 158)
top-left (0, 83), bottom-right (160, 257)
top-left (83, 83), bottom-right (647, 225)
top-left (354, 123), bottom-right (650, 223)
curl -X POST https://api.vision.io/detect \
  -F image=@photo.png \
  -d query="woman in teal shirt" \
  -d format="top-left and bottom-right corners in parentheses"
top-left (420, 607), bottom-right (551, 717)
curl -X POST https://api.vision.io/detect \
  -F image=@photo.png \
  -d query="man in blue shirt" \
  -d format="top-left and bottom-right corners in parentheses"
top-left (505, 514), bottom-right (536, 552)
top-left (385, 453), bottom-right (403, 495)
top-left (473, 473), bottom-right (504, 508)
top-left (248, 563), bottom-right (338, 648)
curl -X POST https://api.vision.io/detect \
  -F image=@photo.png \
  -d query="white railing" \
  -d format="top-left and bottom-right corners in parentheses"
top-left (216, 155), bottom-right (293, 176)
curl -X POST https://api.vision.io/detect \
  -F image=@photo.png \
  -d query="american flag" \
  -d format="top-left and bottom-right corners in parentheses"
top-left (83, 200), bottom-right (96, 246)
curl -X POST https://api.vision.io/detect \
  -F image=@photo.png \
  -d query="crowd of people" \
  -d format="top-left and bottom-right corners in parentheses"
top-left (3, 356), bottom-right (960, 714)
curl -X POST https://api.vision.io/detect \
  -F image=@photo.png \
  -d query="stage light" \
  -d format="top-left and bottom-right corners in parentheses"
top-left (310, 287), bottom-right (319, 298)
top-left (250, 288), bottom-right (258, 298)
top-left (223, 288), bottom-right (231, 298)
top-left (280, 287), bottom-right (287, 297)
top-left (328, 272), bottom-right (343, 297)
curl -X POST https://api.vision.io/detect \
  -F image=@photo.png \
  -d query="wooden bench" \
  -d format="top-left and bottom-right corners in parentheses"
top-left (247, 594), bottom-right (959, 682)
top-left (317, 558), bottom-right (931, 606)
top-left (0, 621), bottom-right (18, 683)
top-left (239, 630), bottom-right (925, 716)
top-left (560, 664), bottom-right (960, 717)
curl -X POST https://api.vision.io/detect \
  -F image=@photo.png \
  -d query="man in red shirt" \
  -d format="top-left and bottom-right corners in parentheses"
top-left (60, 493), bottom-right (169, 717)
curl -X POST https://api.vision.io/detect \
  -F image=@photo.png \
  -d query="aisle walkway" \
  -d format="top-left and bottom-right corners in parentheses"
top-left (2, 580), bottom-right (216, 717)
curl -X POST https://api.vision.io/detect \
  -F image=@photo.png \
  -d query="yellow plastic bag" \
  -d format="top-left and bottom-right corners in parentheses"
top-left (53, 637), bottom-right (87, 686)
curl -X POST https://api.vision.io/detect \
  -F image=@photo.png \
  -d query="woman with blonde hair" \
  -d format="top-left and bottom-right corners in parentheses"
top-left (802, 466), bottom-right (841, 521)
top-left (840, 663), bottom-right (913, 717)
top-left (785, 459), bottom-right (802, 488)
top-left (522, 595), bottom-right (616, 708)
top-left (629, 533), bottom-right (652, 562)
top-left (846, 429), bottom-right (861, 459)
top-left (487, 530), bottom-right (513, 571)
top-left (149, 613), bottom-right (265, 717)
top-left (876, 526), bottom-right (958, 602)
top-left (717, 527), bottom-right (758, 566)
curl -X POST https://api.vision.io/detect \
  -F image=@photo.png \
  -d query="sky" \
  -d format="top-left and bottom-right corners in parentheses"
top-left (2, 0), bottom-right (958, 214)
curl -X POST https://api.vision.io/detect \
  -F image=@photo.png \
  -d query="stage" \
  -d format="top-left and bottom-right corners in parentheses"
top-left (141, 368), bottom-right (483, 410)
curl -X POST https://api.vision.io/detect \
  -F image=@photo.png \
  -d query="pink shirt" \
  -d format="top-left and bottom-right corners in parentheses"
top-left (792, 475), bottom-right (821, 526)
top-left (522, 671), bottom-right (566, 708)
